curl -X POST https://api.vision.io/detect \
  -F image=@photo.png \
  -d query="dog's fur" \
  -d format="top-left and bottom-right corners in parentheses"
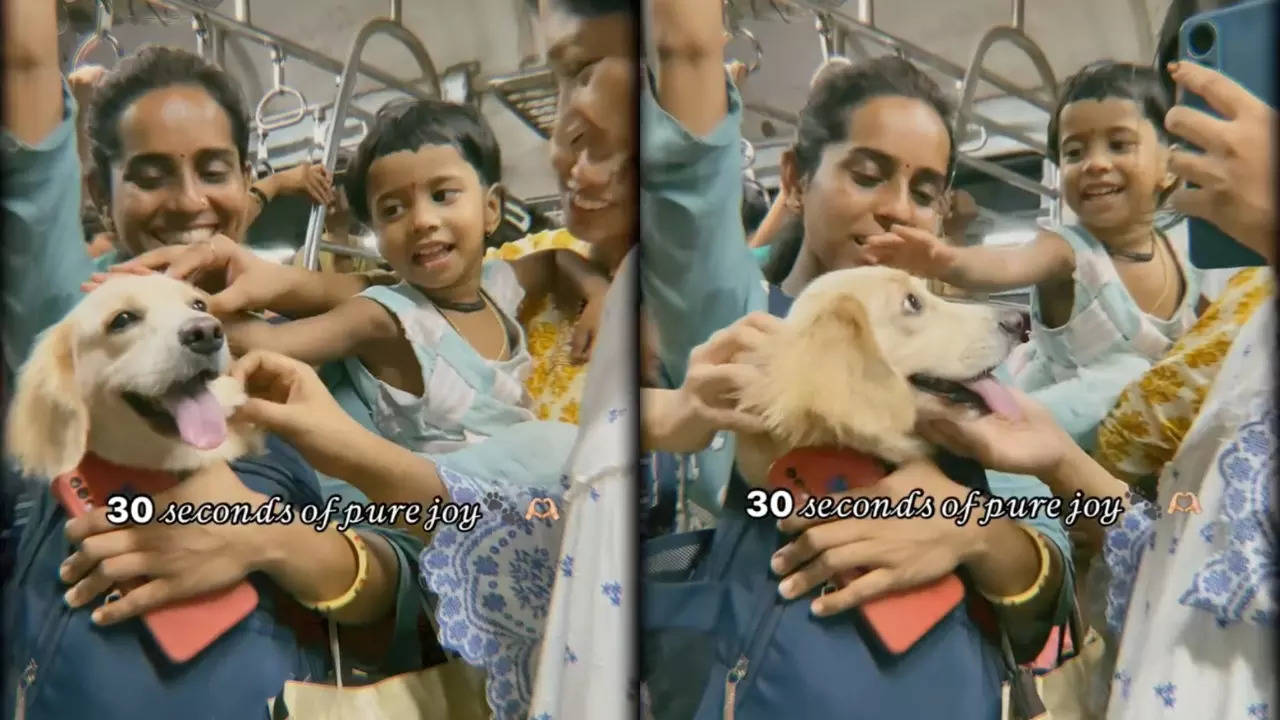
top-left (6, 274), bottom-right (263, 479)
top-left (734, 267), bottom-right (1021, 484)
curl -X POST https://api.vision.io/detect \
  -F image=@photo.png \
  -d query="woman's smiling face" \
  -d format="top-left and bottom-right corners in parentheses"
top-left (541, 3), bottom-right (638, 261)
top-left (789, 95), bottom-right (951, 273)
top-left (104, 84), bottom-right (250, 257)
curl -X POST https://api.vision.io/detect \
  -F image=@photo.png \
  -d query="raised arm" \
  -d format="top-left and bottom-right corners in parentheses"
top-left (866, 226), bottom-right (1076, 293)
top-left (3, 0), bottom-right (104, 378)
top-left (226, 296), bottom-right (397, 366)
top-left (648, 0), bottom-right (728, 136)
top-left (4, 0), bottom-right (63, 145)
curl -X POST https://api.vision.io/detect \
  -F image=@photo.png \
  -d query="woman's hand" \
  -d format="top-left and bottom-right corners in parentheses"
top-left (1165, 61), bottom-right (1276, 263)
top-left (67, 64), bottom-right (108, 106)
top-left (915, 387), bottom-right (1075, 484)
top-left (81, 235), bottom-right (287, 315)
top-left (265, 162), bottom-right (334, 207)
top-left (230, 350), bottom-right (363, 478)
top-left (771, 460), bottom-right (982, 616)
top-left (863, 224), bottom-right (960, 279)
top-left (61, 463), bottom-right (267, 625)
top-left (643, 312), bottom-right (781, 453)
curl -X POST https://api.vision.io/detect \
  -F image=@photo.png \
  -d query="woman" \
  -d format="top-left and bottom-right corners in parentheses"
top-left (1, 3), bottom-right (427, 716)
top-left (639, 0), bottom-right (1071, 614)
top-left (918, 60), bottom-right (1275, 720)
top-left (642, 36), bottom-right (1069, 562)
top-left (100, 2), bottom-right (640, 717)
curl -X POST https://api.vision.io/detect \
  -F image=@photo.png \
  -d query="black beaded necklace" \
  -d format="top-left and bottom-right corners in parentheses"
top-left (433, 294), bottom-right (488, 313)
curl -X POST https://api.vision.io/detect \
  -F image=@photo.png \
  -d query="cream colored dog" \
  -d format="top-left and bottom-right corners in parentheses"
top-left (734, 267), bottom-right (1024, 484)
top-left (6, 274), bottom-right (263, 479)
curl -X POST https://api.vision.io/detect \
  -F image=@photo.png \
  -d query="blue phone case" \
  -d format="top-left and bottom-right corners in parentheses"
top-left (1178, 0), bottom-right (1276, 269)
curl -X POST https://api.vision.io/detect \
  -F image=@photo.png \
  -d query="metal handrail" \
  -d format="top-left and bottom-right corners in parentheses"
top-left (73, 0), bottom-right (123, 67)
top-left (161, 0), bottom-right (439, 102)
top-left (954, 28), bottom-right (1057, 165)
top-left (790, 0), bottom-right (1053, 114)
top-left (300, 17), bottom-right (441, 271)
top-left (255, 46), bottom-right (308, 132)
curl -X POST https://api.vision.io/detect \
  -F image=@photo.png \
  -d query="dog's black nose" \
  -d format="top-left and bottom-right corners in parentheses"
top-left (999, 310), bottom-right (1027, 341)
top-left (178, 317), bottom-right (224, 355)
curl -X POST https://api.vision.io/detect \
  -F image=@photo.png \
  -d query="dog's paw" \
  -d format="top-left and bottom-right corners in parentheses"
top-left (207, 375), bottom-right (248, 416)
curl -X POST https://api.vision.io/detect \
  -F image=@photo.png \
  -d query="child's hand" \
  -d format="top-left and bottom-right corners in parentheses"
top-left (863, 225), bottom-right (959, 280)
top-left (570, 293), bottom-right (606, 364)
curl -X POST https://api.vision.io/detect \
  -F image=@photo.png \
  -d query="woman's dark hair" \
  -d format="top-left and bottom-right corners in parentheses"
top-left (87, 45), bottom-right (251, 193)
top-left (346, 98), bottom-right (502, 225)
top-left (763, 56), bottom-right (957, 285)
top-left (1046, 61), bottom-right (1172, 164)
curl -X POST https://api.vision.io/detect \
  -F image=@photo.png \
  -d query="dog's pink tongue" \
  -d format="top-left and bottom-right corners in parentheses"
top-left (161, 386), bottom-right (227, 450)
top-left (963, 376), bottom-right (1022, 420)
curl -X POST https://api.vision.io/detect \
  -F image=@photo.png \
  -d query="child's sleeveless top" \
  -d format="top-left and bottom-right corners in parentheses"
top-left (1005, 224), bottom-right (1202, 446)
top-left (345, 259), bottom-right (535, 455)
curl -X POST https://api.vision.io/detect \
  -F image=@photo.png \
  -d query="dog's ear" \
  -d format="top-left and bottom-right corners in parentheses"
top-left (5, 322), bottom-right (89, 479)
top-left (739, 294), bottom-right (923, 461)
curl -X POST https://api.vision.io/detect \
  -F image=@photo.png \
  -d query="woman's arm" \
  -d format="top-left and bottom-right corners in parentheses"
top-left (641, 0), bottom-right (768, 388)
top-left (232, 350), bottom-right (450, 543)
top-left (226, 297), bottom-right (396, 366)
top-left (509, 249), bottom-right (611, 310)
top-left (242, 163), bottom-right (334, 228)
top-left (747, 189), bottom-right (792, 249)
top-left (2, 1), bottom-right (103, 376)
top-left (255, 520), bottom-right (399, 625)
top-left (3, 0), bottom-right (63, 145)
top-left (649, 0), bottom-right (729, 136)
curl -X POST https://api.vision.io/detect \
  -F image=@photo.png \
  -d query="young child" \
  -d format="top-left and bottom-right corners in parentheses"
top-left (230, 99), bottom-right (609, 455)
top-left (865, 61), bottom-right (1202, 448)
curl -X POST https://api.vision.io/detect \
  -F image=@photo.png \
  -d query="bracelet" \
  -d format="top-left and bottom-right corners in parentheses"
top-left (301, 527), bottom-right (369, 614)
top-left (980, 524), bottom-right (1052, 608)
top-left (248, 185), bottom-right (270, 207)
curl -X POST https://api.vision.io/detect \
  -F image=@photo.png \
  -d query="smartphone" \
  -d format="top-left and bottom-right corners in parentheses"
top-left (767, 447), bottom-right (966, 655)
top-left (1178, 0), bottom-right (1276, 269)
top-left (53, 453), bottom-right (260, 663)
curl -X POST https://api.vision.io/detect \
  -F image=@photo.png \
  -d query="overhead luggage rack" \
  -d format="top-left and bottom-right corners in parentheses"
top-left (485, 67), bottom-right (560, 139)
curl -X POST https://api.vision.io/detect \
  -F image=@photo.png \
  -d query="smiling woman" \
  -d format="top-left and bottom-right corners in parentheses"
top-left (1, 4), bottom-right (435, 718)
top-left (85, 47), bottom-right (254, 258)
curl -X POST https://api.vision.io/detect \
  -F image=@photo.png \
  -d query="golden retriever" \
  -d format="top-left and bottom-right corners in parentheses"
top-left (734, 267), bottom-right (1024, 484)
top-left (6, 274), bottom-right (262, 479)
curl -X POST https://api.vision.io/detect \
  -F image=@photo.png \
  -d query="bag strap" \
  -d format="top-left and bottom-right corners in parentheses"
top-left (1000, 630), bottom-right (1048, 720)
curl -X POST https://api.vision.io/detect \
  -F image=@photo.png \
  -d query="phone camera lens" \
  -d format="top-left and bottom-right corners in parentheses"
top-left (1188, 22), bottom-right (1216, 58)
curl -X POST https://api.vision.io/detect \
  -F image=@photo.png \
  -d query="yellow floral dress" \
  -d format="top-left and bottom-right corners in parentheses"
top-left (1095, 267), bottom-right (1274, 488)
top-left (485, 229), bottom-right (592, 425)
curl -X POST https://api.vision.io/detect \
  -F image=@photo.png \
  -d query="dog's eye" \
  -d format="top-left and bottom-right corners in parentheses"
top-left (903, 293), bottom-right (923, 314)
top-left (191, 299), bottom-right (208, 312)
top-left (107, 311), bottom-right (139, 333)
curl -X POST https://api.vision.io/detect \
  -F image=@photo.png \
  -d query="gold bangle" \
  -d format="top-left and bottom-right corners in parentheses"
top-left (980, 524), bottom-right (1052, 608)
top-left (301, 527), bottom-right (369, 614)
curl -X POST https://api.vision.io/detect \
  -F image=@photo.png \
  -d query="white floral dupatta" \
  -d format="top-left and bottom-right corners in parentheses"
top-left (527, 249), bottom-right (639, 720)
